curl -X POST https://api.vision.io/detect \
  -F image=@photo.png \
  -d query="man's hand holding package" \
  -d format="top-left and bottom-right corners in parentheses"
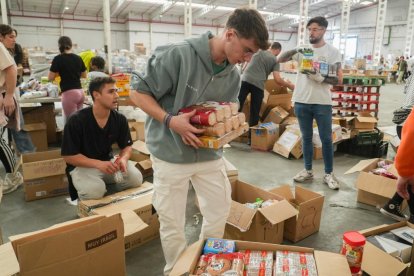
top-left (169, 109), bottom-right (205, 148)
top-left (305, 71), bottom-right (325, 83)
top-left (3, 94), bottom-right (16, 116)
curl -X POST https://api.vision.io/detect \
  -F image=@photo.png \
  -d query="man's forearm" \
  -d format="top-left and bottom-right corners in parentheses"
top-left (322, 76), bottom-right (339, 85)
top-left (5, 65), bottom-right (17, 96)
top-left (119, 146), bottom-right (132, 161)
top-left (64, 154), bottom-right (101, 169)
top-left (277, 49), bottom-right (297, 63)
top-left (130, 90), bottom-right (167, 123)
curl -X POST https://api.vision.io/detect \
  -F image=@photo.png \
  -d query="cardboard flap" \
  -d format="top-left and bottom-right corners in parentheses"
top-left (226, 201), bottom-right (256, 231)
top-left (358, 224), bottom-right (392, 235)
top-left (23, 122), bottom-right (47, 131)
top-left (268, 185), bottom-right (294, 201)
top-left (132, 140), bottom-right (150, 155)
top-left (170, 240), bottom-right (204, 276)
top-left (0, 242), bottom-right (20, 275)
top-left (344, 159), bottom-right (378, 174)
top-left (356, 174), bottom-right (397, 198)
top-left (137, 159), bottom-right (152, 171)
top-left (362, 242), bottom-right (407, 275)
top-left (119, 210), bottom-right (148, 237)
top-left (314, 251), bottom-right (351, 276)
top-left (258, 199), bottom-right (298, 225)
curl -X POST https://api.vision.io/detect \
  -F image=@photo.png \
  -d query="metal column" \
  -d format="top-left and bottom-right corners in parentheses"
top-left (372, 0), bottom-right (387, 65)
top-left (404, 0), bottom-right (414, 58)
top-left (1, 0), bottom-right (7, 24)
top-left (248, 0), bottom-right (257, 9)
top-left (339, 0), bottom-right (351, 63)
top-left (103, 0), bottom-right (112, 74)
top-left (184, 0), bottom-right (192, 38)
top-left (297, 0), bottom-right (309, 46)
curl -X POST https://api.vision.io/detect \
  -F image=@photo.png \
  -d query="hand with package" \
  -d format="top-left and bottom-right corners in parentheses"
top-left (169, 110), bottom-right (205, 148)
top-left (296, 46), bottom-right (313, 54)
top-left (305, 70), bottom-right (325, 83)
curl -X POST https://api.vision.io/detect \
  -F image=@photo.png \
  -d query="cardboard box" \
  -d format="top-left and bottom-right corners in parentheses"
top-left (24, 174), bottom-right (68, 201)
top-left (273, 127), bottom-right (303, 159)
top-left (313, 124), bottom-right (343, 147)
top-left (224, 180), bottom-right (298, 244)
top-left (22, 104), bottom-right (57, 143)
top-left (267, 93), bottom-right (292, 111)
top-left (250, 122), bottom-right (279, 151)
top-left (263, 106), bottom-right (289, 124)
top-left (264, 79), bottom-right (289, 94)
top-left (21, 150), bottom-right (66, 181)
top-left (171, 239), bottom-right (351, 276)
top-left (345, 158), bottom-right (400, 207)
top-left (23, 122), bottom-right (48, 151)
top-left (354, 113), bottom-right (377, 129)
top-left (199, 123), bottom-right (249, 149)
top-left (313, 146), bottom-right (323, 160)
top-left (133, 121), bottom-right (145, 142)
top-left (1, 214), bottom-right (126, 276)
top-left (280, 116), bottom-right (298, 134)
top-left (269, 185), bottom-right (324, 242)
top-left (130, 140), bottom-right (150, 162)
top-left (359, 222), bottom-right (413, 276)
top-left (78, 183), bottom-right (160, 251)
top-left (136, 159), bottom-right (153, 178)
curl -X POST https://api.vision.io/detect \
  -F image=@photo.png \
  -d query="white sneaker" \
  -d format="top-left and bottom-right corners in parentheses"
top-left (2, 172), bottom-right (23, 194)
top-left (293, 169), bottom-right (314, 183)
top-left (323, 173), bottom-right (340, 190)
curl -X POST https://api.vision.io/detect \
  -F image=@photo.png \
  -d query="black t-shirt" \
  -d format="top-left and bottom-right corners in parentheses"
top-left (61, 107), bottom-right (132, 172)
top-left (50, 53), bottom-right (86, 92)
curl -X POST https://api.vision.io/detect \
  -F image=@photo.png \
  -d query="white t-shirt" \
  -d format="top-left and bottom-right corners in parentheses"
top-left (292, 43), bottom-right (341, 105)
top-left (0, 43), bottom-right (15, 90)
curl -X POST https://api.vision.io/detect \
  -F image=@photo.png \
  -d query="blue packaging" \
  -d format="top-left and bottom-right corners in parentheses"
top-left (203, 238), bottom-right (236, 254)
top-left (319, 62), bottom-right (329, 76)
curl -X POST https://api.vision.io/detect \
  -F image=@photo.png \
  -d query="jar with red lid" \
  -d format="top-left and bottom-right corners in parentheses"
top-left (340, 231), bottom-right (366, 275)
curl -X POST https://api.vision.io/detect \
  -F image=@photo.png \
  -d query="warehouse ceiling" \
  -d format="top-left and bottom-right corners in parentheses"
top-left (5, 0), bottom-right (378, 28)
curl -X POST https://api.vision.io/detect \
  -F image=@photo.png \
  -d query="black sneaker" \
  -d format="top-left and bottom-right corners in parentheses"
top-left (380, 202), bottom-right (409, 221)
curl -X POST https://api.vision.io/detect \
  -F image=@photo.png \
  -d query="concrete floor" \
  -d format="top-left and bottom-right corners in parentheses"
top-left (0, 82), bottom-right (407, 275)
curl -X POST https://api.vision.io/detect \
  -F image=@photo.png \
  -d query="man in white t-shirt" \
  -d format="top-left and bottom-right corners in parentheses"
top-left (278, 16), bottom-right (343, 190)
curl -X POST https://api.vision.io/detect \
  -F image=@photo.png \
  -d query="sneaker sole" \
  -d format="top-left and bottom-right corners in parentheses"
top-left (380, 208), bottom-right (408, 222)
top-left (293, 177), bottom-right (314, 183)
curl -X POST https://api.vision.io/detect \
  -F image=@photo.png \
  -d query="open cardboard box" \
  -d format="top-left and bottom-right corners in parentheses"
top-left (224, 180), bottom-right (298, 244)
top-left (353, 113), bottom-right (378, 130)
top-left (269, 185), bottom-right (324, 242)
top-left (77, 182), bottom-right (159, 251)
top-left (273, 126), bottom-right (303, 159)
top-left (359, 222), bottom-right (414, 276)
top-left (345, 158), bottom-right (401, 208)
top-left (131, 140), bottom-right (153, 178)
top-left (170, 239), bottom-right (351, 276)
top-left (0, 214), bottom-right (126, 276)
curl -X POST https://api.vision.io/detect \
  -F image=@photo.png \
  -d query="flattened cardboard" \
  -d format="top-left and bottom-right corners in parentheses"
top-left (0, 243), bottom-right (20, 276)
top-left (199, 123), bottom-right (249, 149)
top-left (171, 239), bottom-right (351, 276)
top-left (21, 150), bottom-right (66, 181)
top-left (9, 214), bottom-right (125, 276)
top-left (269, 185), bottom-right (324, 242)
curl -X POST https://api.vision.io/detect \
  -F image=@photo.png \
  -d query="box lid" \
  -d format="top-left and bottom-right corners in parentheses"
top-left (344, 158), bottom-right (380, 174)
top-left (170, 240), bottom-right (204, 276)
top-left (269, 185), bottom-right (294, 201)
top-left (362, 242), bottom-right (407, 275)
top-left (356, 116), bottom-right (378, 123)
top-left (0, 242), bottom-right (20, 275)
top-left (250, 122), bottom-right (278, 132)
top-left (132, 140), bottom-right (150, 155)
top-left (119, 210), bottom-right (148, 237)
top-left (258, 199), bottom-right (298, 225)
top-left (227, 201), bottom-right (257, 231)
top-left (314, 250), bottom-right (351, 276)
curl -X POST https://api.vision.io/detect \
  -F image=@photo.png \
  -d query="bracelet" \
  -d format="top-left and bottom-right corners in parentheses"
top-left (163, 113), bottom-right (173, 128)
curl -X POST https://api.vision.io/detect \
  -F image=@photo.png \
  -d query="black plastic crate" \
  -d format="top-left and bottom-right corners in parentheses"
top-left (352, 129), bottom-right (383, 146)
top-left (338, 140), bottom-right (388, 158)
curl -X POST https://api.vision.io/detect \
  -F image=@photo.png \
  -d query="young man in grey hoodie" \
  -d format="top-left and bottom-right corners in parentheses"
top-left (130, 8), bottom-right (269, 275)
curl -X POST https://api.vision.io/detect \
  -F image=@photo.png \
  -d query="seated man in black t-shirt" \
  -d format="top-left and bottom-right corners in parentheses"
top-left (61, 77), bottom-right (143, 200)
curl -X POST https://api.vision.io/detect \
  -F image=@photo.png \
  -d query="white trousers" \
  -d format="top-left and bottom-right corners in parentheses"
top-left (70, 160), bottom-right (143, 200)
top-left (151, 156), bottom-right (232, 276)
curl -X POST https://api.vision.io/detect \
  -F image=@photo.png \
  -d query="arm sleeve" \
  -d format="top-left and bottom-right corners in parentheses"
top-left (0, 45), bottom-right (15, 70)
top-left (272, 61), bottom-right (280, 72)
top-left (61, 116), bottom-right (82, 156)
top-left (395, 109), bottom-right (414, 177)
top-left (117, 115), bottom-right (133, 149)
top-left (79, 56), bottom-right (87, 72)
top-left (132, 45), bottom-right (177, 99)
top-left (50, 56), bottom-right (59, 73)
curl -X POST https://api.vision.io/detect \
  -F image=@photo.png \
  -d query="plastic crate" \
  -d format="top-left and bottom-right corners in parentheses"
top-left (352, 129), bottom-right (383, 146)
top-left (338, 140), bottom-right (388, 158)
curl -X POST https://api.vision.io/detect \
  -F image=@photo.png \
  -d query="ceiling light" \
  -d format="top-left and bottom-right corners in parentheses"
top-left (64, 6), bottom-right (69, 10)
top-left (360, 1), bottom-right (373, 5)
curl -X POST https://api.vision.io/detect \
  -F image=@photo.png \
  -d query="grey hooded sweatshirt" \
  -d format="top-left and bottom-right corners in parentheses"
top-left (133, 32), bottom-right (241, 164)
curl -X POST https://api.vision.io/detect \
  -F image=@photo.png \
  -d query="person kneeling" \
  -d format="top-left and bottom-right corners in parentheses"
top-left (62, 77), bottom-right (142, 200)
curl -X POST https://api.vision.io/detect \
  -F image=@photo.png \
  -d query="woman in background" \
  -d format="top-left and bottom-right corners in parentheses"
top-left (48, 36), bottom-right (86, 122)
